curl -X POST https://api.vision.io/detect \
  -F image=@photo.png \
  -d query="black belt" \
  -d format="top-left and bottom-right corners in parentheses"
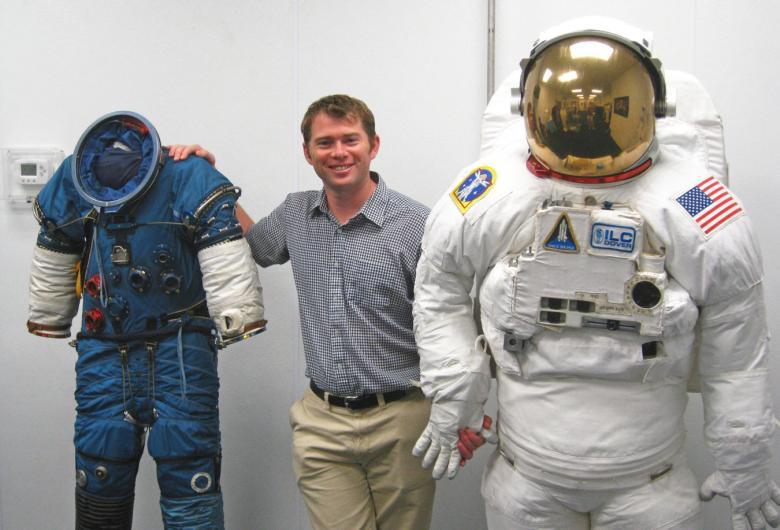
top-left (309, 380), bottom-right (414, 410)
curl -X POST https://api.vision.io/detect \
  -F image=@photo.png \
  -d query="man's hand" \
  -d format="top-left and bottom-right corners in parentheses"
top-left (165, 144), bottom-right (253, 233)
top-left (457, 415), bottom-right (497, 467)
top-left (700, 470), bottom-right (780, 529)
top-left (166, 144), bottom-right (216, 166)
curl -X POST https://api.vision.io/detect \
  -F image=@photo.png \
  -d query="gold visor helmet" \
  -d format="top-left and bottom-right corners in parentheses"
top-left (520, 31), bottom-right (670, 181)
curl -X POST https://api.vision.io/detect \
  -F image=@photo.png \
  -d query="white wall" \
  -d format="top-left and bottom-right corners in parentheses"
top-left (0, 1), bottom-right (778, 529)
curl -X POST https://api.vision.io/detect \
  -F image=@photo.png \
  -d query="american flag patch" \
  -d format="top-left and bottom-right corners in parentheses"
top-left (675, 176), bottom-right (743, 235)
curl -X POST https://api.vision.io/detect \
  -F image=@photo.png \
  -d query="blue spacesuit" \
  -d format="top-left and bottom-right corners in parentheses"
top-left (27, 112), bottom-right (265, 529)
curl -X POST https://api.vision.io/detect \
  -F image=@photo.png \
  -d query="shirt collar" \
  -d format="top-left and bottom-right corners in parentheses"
top-left (310, 172), bottom-right (387, 227)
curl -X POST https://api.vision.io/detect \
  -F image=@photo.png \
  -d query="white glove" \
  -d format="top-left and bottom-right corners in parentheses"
top-left (413, 397), bottom-right (486, 480)
top-left (700, 470), bottom-right (780, 529)
top-left (198, 238), bottom-right (265, 339)
top-left (213, 308), bottom-right (244, 338)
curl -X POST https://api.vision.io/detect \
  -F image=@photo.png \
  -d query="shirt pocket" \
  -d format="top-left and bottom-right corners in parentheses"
top-left (346, 257), bottom-right (399, 308)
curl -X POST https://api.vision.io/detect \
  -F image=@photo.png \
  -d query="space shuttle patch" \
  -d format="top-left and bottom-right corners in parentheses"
top-left (451, 166), bottom-right (496, 213)
top-left (544, 212), bottom-right (579, 252)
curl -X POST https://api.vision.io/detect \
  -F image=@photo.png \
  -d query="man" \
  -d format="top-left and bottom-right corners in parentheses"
top-left (171, 94), bottom-right (434, 529)
top-left (412, 17), bottom-right (780, 530)
top-left (27, 111), bottom-right (266, 529)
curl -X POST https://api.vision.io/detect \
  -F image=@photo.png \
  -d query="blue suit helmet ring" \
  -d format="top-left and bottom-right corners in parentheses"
top-left (71, 111), bottom-right (163, 213)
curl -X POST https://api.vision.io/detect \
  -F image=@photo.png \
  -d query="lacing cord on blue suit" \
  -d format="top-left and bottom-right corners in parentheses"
top-left (177, 325), bottom-right (187, 399)
top-left (91, 221), bottom-right (109, 309)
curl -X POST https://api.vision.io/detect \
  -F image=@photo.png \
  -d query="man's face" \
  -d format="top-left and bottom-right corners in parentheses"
top-left (303, 112), bottom-right (380, 196)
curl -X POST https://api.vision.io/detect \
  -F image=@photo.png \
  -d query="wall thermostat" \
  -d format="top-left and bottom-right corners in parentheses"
top-left (2, 147), bottom-right (65, 202)
top-left (16, 159), bottom-right (50, 185)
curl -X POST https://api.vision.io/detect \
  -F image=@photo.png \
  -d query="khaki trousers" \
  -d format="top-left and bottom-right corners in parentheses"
top-left (289, 386), bottom-right (435, 530)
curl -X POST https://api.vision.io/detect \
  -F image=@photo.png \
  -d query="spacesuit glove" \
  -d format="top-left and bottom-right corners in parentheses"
top-left (412, 398), bottom-right (485, 480)
top-left (214, 308), bottom-right (244, 337)
top-left (700, 470), bottom-right (780, 529)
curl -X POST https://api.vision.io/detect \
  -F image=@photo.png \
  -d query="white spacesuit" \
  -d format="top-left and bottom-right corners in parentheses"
top-left (412, 17), bottom-right (779, 529)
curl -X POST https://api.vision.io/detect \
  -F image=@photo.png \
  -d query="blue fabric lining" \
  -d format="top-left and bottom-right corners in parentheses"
top-left (78, 122), bottom-right (156, 202)
top-left (93, 148), bottom-right (143, 189)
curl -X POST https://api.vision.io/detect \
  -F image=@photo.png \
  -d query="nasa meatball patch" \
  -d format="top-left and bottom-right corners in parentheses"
top-left (451, 166), bottom-right (496, 213)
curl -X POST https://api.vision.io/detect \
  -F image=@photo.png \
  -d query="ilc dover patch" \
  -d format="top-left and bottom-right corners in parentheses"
top-left (451, 166), bottom-right (496, 213)
top-left (590, 223), bottom-right (636, 253)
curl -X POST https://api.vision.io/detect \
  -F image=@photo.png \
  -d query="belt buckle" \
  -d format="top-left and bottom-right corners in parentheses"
top-left (341, 395), bottom-right (361, 410)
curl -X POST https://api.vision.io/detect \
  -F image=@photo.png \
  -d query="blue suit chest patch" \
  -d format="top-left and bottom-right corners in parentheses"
top-left (590, 223), bottom-right (636, 252)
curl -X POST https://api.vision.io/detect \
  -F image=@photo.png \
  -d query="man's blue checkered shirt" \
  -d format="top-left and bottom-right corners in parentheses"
top-left (245, 173), bottom-right (430, 396)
